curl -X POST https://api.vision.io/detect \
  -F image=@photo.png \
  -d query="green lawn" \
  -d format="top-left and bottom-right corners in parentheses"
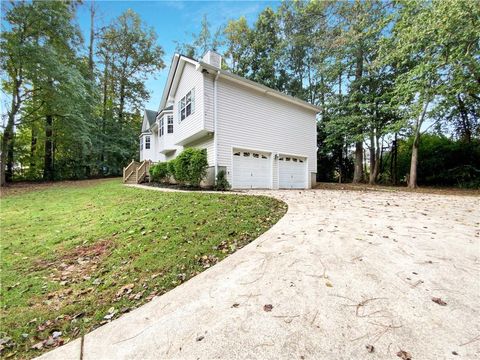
top-left (0, 179), bottom-right (287, 359)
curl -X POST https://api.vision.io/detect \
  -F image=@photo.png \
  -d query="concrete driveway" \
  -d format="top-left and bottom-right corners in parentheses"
top-left (39, 188), bottom-right (480, 359)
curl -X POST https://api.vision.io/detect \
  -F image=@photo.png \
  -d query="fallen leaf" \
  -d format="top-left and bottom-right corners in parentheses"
top-left (432, 297), bottom-right (447, 306)
top-left (232, 303), bottom-right (240, 308)
top-left (196, 335), bottom-right (204, 341)
top-left (31, 341), bottom-right (44, 350)
top-left (396, 350), bottom-right (412, 360)
top-left (366, 344), bottom-right (374, 353)
top-left (325, 281), bottom-right (333, 287)
top-left (263, 304), bottom-right (273, 312)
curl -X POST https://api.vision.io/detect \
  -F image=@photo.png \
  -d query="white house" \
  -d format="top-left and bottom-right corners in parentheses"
top-left (139, 51), bottom-right (319, 189)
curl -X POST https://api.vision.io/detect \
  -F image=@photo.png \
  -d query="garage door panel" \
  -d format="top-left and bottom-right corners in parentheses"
top-left (279, 156), bottom-right (307, 189)
top-left (233, 150), bottom-right (271, 189)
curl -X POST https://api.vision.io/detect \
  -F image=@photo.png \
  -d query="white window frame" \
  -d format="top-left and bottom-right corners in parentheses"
top-left (178, 88), bottom-right (195, 122)
top-left (145, 136), bottom-right (150, 150)
top-left (167, 115), bottom-right (174, 133)
top-left (159, 117), bottom-right (164, 137)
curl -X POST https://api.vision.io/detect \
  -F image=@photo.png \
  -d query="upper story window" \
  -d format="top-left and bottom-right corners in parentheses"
top-left (159, 117), bottom-right (164, 137)
top-left (140, 137), bottom-right (143, 150)
top-left (145, 136), bottom-right (150, 150)
top-left (178, 88), bottom-right (195, 122)
top-left (167, 115), bottom-right (174, 133)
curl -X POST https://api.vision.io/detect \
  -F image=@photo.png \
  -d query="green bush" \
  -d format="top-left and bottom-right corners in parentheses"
top-left (214, 170), bottom-right (231, 191)
top-left (167, 159), bottom-right (177, 181)
top-left (149, 162), bottom-right (170, 183)
top-left (172, 148), bottom-right (208, 187)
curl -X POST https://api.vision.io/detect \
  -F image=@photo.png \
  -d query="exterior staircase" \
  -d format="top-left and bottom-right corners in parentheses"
top-left (123, 160), bottom-right (151, 184)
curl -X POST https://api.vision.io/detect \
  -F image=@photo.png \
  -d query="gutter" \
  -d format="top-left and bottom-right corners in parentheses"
top-left (213, 70), bottom-right (220, 182)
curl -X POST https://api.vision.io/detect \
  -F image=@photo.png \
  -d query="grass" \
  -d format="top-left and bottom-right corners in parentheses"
top-left (0, 179), bottom-right (287, 359)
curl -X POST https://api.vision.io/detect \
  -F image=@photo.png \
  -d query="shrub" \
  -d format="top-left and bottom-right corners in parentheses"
top-left (172, 148), bottom-right (208, 187)
top-left (214, 170), bottom-right (231, 191)
top-left (167, 159), bottom-right (177, 181)
top-left (149, 162), bottom-right (170, 183)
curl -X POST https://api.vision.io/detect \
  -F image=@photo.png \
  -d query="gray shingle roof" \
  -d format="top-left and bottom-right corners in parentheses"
top-left (144, 109), bottom-right (157, 127)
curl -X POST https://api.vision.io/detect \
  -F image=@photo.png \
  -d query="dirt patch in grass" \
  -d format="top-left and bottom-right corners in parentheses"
top-left (315, 182), bottom-right (480, 196)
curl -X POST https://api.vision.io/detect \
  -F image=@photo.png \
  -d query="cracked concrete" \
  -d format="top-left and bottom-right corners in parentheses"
top-left (37, 187), bottom-right (480, 359)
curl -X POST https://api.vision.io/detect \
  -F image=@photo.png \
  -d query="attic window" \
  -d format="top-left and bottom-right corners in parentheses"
top-left (145, 136), bottom-right (150, 150)
top-left (178, 88), bottom-right (195, 121)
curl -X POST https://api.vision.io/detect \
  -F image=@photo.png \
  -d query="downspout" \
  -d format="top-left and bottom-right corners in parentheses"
top-left (213, 70), bottom-right (220, 182)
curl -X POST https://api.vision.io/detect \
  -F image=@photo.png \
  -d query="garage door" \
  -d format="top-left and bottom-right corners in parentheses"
top-left (279, 156), bottom-right (307, 189)
top-left (232, 150), bottom-right (271, 189)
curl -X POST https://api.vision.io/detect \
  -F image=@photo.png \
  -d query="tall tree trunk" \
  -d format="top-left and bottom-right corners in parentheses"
top-left (353, 142), bottom-right (364, 183)
top-left (368, 130), bottom-right (376, 184)
top-left (44, 114), bottom-right (54, 181)
top-left (88, 1), bottom-right (95, 76)
top-left (1, 115), bottom-right (14, 186)
top-left (457, 94), bottom-right (472, 142)
top-left (352, 47), bottom-right (364, 183)
top-left (408, 100), bottom-right (429, 189)
top-left (118, 79), bottom-right (125, 125)
top-left (409, 132), bottom-right (419, 189)
top-left (101, 56), bottom-right (109, 164)
top-left (6, 129), bottom-right (14, 182)
top-left (29, 126), bottom-right (37, 176)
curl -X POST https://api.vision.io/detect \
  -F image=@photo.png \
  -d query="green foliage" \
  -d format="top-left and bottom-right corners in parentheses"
top-left (173, 148), bottom-right (209, 187)
top-left (214, 170), bottom-right (231, 191)
top-left (391, 134), bottom-right (480, 188)
top-left (149, 162), bottom-right (170, 183)
top-left (167, 159), bottom-right (177, 181)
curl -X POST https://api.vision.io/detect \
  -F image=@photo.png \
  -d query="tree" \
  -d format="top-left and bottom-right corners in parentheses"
top-left (382, 0), bottom-right (480, 188)
top-left (175, 14), bottom-right (223, 59)
top-left (97, 9), bottom-right (165, 174)
top-left (224, 16), bottom-right (252, 76)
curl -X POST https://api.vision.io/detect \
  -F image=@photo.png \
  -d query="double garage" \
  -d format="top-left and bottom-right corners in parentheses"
top-left (231, 148), bottom-right (308, 189)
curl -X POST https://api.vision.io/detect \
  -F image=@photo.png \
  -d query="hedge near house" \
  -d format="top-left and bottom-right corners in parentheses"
top-left (149, 162), bottom-right (170, 183)
top-left (172, 148), bottom-right (208, 187)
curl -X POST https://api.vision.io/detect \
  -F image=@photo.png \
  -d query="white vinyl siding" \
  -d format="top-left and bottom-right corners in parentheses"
top-left (215, 77), bottom-right (317, 188)
top-left (173, 62), bottom-right (206, 144)
top-left (187, 137), bottom-right (214, 165)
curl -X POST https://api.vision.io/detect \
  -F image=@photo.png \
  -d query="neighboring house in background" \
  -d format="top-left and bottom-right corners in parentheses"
top-left (139, 51), bottom-right (319, 189)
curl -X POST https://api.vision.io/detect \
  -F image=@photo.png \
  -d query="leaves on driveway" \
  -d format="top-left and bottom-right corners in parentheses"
top-left (432, 297), bottom-right (447, 306)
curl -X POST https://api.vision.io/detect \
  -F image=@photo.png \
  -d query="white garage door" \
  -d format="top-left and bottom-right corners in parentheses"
top-left (232, 150), bottom-right (271, 189)
top-left (279, 156), bottom-right (307, 189)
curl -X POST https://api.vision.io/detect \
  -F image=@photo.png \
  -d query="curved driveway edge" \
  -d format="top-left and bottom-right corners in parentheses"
top-left (38, 186), bottom-right (480, 359)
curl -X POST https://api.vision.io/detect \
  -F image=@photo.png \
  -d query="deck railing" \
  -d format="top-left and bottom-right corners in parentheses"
top-left (135, 160), bottom-right (151, 183)
top-left (123, 160), bottom-right (138, 183)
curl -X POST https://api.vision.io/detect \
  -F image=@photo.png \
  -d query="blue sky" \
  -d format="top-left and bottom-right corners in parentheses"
top-left (77, 0), bottom-right (280, 110)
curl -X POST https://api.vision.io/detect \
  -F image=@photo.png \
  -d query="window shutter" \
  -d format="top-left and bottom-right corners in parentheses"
top-left (191, 88), bottom-right (195, 114)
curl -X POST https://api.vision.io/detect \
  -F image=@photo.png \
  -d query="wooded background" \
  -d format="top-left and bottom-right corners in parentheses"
top-left (1, 0), bottom-right (479, 188)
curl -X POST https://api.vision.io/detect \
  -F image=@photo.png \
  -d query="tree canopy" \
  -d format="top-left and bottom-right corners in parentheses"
top-left (1, 0), bottom-right (479, 188)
